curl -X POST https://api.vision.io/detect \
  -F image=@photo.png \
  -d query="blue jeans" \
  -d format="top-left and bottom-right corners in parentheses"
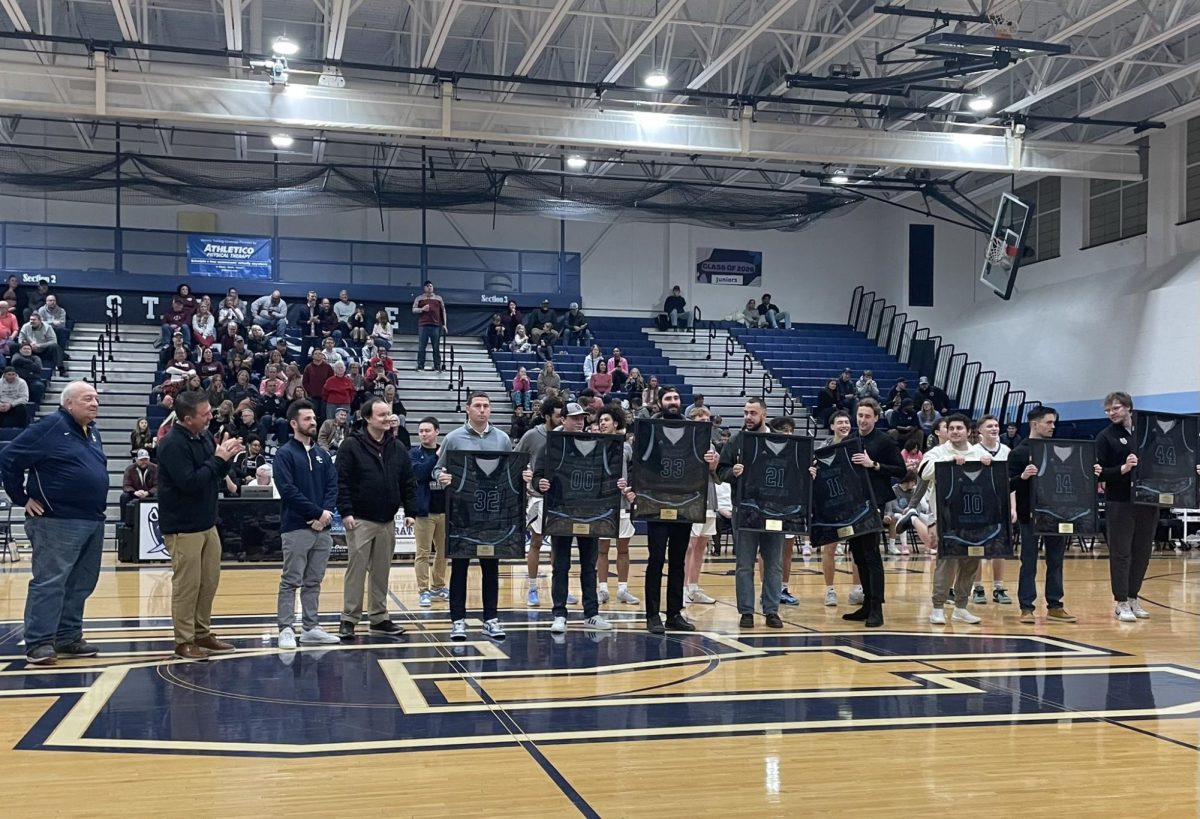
top-left (1017, 523), bottom-right (1066, 610)
top-left (160, 323), bottom-right (192, 347)
top-left (253, 316), bottom-right (287, 338)
top-left (513, 389), bottom-right (531, 411)
top-left (23, 516), bottom-right (105, 650)
top-left (765, 310), bottom-right (792, 330)
top-left (734, 527), bottom-right (784, 615)
top-left (417, 326), bottom-right (442, 370)
top-left (668, 309), bottom-right (693, 329)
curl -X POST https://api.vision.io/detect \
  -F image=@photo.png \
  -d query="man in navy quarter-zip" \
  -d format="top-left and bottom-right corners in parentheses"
top-left (0, 382), bottom-right (107, 666)
top-left (272, 400), bottom-right (340, 650)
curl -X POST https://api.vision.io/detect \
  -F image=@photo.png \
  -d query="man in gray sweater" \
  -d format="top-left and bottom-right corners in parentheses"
top-left (0, 367), bottom-right (29, 427)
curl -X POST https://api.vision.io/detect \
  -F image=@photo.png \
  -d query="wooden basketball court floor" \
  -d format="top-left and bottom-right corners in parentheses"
top-left (1, 547), bottom-right (1198, 818)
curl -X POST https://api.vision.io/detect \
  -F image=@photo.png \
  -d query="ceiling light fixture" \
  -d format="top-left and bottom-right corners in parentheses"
top-left (272, 36), bottom-right (299, 57)
top-left (967, 94), bottom-right (994, 112)
top-left (270, 133), bottom-right (294, 149)
top-left (829, 173), bottom-right (850, 185)
top-left (644, 71), bottom-right (669, 88)
top-left (565, 155), bottom-right (587, 170)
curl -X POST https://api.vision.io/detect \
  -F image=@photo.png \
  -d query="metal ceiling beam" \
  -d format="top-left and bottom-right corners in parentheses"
top-left (683, 0), bottom-right (800, 90)
top-left (109, 0), bottom-right (138, 41)
top-left (324, 0), bottom-right (353, 62)
top-left (512, 0), bottom-right (573, 76)
top-left (601, 0), bottom-right (687, 84)
top-left (422, 0), bottom-right (464, 68)
top-left (222, 0), bottom-right (244, 52)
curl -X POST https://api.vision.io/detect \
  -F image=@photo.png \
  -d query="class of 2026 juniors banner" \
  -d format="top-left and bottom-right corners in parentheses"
top-left (695, 247), bottom-right (762, 286)
top-left (187, 234), bottom-right (274, 280)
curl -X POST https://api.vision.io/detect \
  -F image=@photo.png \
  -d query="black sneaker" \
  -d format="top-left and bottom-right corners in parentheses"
top-left (338, 621), bottom-right (355, 640)
top-left (54, 639), bottom-right (99, 658)
top-left (738, 613), bottom-right (754, 629)
top-left (646, 614), bottom-right (665, 635)
top-left (764, 613), bottom-right (784, 628)
top-left (26, 644), bottom-right (56, 665)
top-left (369, 620), bottom-right (405, 635)
top-left (665, 614), bottom-right (695, 632)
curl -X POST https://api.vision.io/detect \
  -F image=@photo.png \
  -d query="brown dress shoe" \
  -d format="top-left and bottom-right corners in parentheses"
top-left (195, 635), bottom-right (237, 654)
top-left (173, 643), bottom-right (210, 662)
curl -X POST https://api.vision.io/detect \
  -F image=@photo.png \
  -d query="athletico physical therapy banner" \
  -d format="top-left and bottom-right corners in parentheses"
top-left (187, 234), bottom-right (273, 279)
top-left (695, 247), bottom-right (763, 286)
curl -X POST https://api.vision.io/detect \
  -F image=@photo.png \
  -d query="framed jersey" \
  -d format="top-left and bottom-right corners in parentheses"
top-left (446, 450), bottom-right (529, 559)
top-left (735, 431), bottom-right (813, 534)
top-left (810, 439), bottom-right (881, 547)
top-left (1029, 439), bottom-right (1099, 536)
top-left (1132, 411), bottom-right (1199, 508)
top-left (935, 461), bottom-right (1012, 558)
top-left (541, 432), bottom-right (624, 538)
top-left (631, 418), bottom-right (711, 523)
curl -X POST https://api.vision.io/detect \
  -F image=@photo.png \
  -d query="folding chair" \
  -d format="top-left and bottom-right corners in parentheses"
top-left (0, 493), bottom-right (18, 562)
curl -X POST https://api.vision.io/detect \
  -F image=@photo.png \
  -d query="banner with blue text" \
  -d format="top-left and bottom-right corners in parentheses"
top-left (187, 235), bottom-right (273, 279)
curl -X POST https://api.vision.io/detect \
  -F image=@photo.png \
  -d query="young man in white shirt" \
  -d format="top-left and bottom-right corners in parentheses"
top-left (970, 414), bottom-right (1013, 606)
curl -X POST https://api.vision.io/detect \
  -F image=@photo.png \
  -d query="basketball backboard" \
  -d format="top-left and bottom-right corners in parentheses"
top-left (980, 192), bottom-right (1034, 300)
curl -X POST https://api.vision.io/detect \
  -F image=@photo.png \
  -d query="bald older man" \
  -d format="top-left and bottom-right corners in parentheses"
top-left (0, 381), bottom-right (107, 665)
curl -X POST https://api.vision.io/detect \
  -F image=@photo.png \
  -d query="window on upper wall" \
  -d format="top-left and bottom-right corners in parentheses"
top-left (1013, 177), bottom-right (1060, 263)
top-left (1186, 117), bottom-right (1200, 222)
top-left (1086, 139), bottom-right (1148, 247)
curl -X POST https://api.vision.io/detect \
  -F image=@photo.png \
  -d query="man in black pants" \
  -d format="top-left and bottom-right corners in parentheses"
top-left (621, 386), bottom-right (701, 635)
top-left (1095, 391), bottom-right (1158, 623)
top-left (843, 398), bottom-right (906, 627)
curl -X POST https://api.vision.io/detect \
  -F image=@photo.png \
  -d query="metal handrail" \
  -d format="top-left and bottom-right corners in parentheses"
top-left (454, 364), bottom-right (465, 413)
top-left (706, 322), bottom-right (716, 360)
top-left (106, 295), bottom-right (121, 343)
top-left (722, 336), bottom-right (735, 378)
top-left (782, 392), bottom-right (796, 418)
top-left (88, 354), bottom-right (97, 384)
top-left (446, 345), bottom-right (456, 390)
top-left (740, 353), bottom-right (753, 397)
top-left (691, 306), bottom-right (701, 344)
top-left (95, 335), bottom-right (107, 382)
top-left (761, 372), bottom-right (773, 397)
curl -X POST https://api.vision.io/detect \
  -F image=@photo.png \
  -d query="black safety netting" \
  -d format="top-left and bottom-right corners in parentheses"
top-left (0, 145), bottom-right (859, 231)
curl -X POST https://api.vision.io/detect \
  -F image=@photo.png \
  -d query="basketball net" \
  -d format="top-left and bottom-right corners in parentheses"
top-left (986, 236), bottom-right (1011, 267)
top-left (990, 14), bottom-right (1016, 38)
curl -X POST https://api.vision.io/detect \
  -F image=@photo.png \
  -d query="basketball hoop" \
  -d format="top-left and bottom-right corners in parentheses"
top-left (986, 236), bottom-right (1010, 266)
top-left (990, 13), bottom-right (1016, 38)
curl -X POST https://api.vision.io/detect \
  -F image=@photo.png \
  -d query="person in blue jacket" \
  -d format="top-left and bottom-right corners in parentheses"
top-left (272, 399), bottom-right (340, 649)
top-left (0, 381), bottom-right (107, 665)
top-left (409, 416), bottom-right (448, 608)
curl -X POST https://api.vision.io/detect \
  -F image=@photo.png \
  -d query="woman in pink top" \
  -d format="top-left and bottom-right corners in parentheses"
top-left (512, 366), bottom-right (532, 411)
top-left (589, 359), bottom-right (613, 398)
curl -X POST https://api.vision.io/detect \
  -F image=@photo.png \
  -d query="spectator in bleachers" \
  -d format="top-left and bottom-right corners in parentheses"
top-left (315, 298), bottom-right (343, 349)
top-left (36, 294), bottom-right (68, 350)
top-left (0, 367), bottom-right (29, 428)
top-left (607, 347), bottom-right (630, 392)
top-left (282, 362), bottom-right (302, 399)
top-left (535, 323), bottom-right (558, 362)
top-left (158, 296), bottom-right (193, 349)
top-left (228, 353), bottom-right (254, 381)
top-left (368, 361), bottom-right (396, 396)
top-left (886, 376), bottom-right (909, 406)
top-left (1002, 422), bottom-right (1023, 449)
top-left (689, 394), bottom-right (706, 413)
top-left (251, 290), bottom-right (288, 337)
top-left (526, 299), bottom-right (556, 332)
top-left (485, 314), bottom-right (506, 352)
top-left (130, 417), bottom-right (156, 461)
top-left (183, 373), bottom-right (204, 396)
top-left (11, 341), bottom-right (44, 405)
top-left (225, 435), bottom-right (267, 495)
top-left (739, 299), bottom-right (764, 328)
top-left (901, 436), bottom-right (923, 476)
top-left (757, 294), bottom-right (792, 330)
top-left (0, 301), bottom-right (19, 358)
top-left (663, 285), bottom-right (692, 331)
top-left (175, 284), bottom-right (198, 320)
top-left (320, 336), bottom-right (351, 369)
top-left (227, 367), bottom-right (258, 409)
top-left (333, 290), bottom-right (357, 336)
top-left (836, 368), bottom-right (857, 409)
top-left (269, 337), bottom-right (293, 368)
top-left (917, 376), bottom-right (951, 415)
top-left (224, 336), bottom-right (251, 370)
top-left (413, 281), bottom-right (447, 373)
top-left (218, 290), bottom-right (246, 331)
top-left (205, 373), bottom-right (227, 409)
top-left (207, 401), bottom-right (233, 437)
top-left (582, 344), bottom-right (604, 380)
top-left (3, 275), bottom-right (27, 317)
top-left (216, 321), bottom-right (241, 356)
top-left (346, 305), bottom-right (369, 346)
top-left (589, 360), bottom-right (613, 399)
top-left (510, 405), bottom-right (531, 441)
top-left (855, 369), bottom-right (880, 401)
top-left (164, 347), bottom-right (196, 382)
top-left (323, 361), bottom-right (356, 419)
top-left (511, 324), bottom-right (531, 353)
top-left (370, 309), bottom-right (393, 351)
top-left (156, 410), bottom-right (175, 441)
top-left (120, 449), bottom-right (157, 526)
top-left (917, 399), bottom-right (941, 437)
top-left (197, 347), bottom-right (224, 382)
top-left (631, 392), bottom-right (651, 419)
top-left (318, 406), bottom-right (350, 452)
top-left (512, 366), bottom-right (532, 411)
top-left (369, 347), bottom-right (395, 374)
top-left (578, 388), bottom-right (602, 415)
top-left (501, 300), bottom-right (523, 342)
top-left (302, 350), bottom-right (334, 421)
top-left (292, 291), bottom-right (321, 358)
top-left (191, 302), bottom-right (217, 351)
top-left (259, 363), bottom-right (287, 409)
top-left (815, 378), bottom-right (840, 426)
top-left (24, 278), bottom-right (50, 321)
top-left (562, 303), bottom-right (592, 347)
top-left (243, 326), bottom-right (271, 374)
top-left (886, 398), bottom-right (920, 441)
top-left (624, 367), bottom-right (645, 401)
top-left (229, 408), bottom-right (264, 446)
top-left (346, 359), bottom-right (364, 396)
top-left (642, 375), bottom-right (660, 410)
top-left (926, 416), bottom-right (950, 450)
top-left (537, 361), bottom-right (562, 399)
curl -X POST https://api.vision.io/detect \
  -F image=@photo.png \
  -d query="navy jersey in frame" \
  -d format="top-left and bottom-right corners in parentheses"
top-left (446, 450), bottom-right (529, 559)
top-left (935, 461), bottom-right (1012, 558)
top-left (735, 431), bottom-right (813, 534)
top-left (631, 418), bottom-right (710, 523)
top-left (1132, 411), bottom-right (1199, 508)
top-left (810, 439), bottom-right (881, 547)
top-left (1029, 439), bottom-right (1099, 536)
top-left (542, 431), bottom-right (624, 538)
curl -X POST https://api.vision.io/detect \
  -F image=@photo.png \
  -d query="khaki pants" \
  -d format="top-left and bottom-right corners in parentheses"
top-left (932, 557), bottom-right (981, 607)
top-left (341, 518), bottom-right (395, 625)
top-left (167, 527), bottom-right (223, 645)
top-left (413, 513), bottom-right (447, 592)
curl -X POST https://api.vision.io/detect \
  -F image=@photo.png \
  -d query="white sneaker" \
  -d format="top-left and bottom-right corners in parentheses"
top-left (952, 607), bottom-right (982, 624)
top-left (824, 588), bottom-right (838, 607)
top-left (1114, 602), bottom-right (1137, 622)
top-left (278, 627), bottom-right (297, 650)
top-left (690, 588), bottom-right (716, 604)
top-left (550, 616), bottom-right (567, 633)
top-left (885, 540), bottom-right (901, 555)
top-left (450, 619), bottom-right (467, 641)
top-left (299, 626), bottom-right (340, 645)
top-left (929, 609), bottom-right (946, 625)
top-left (617, 589), bottom-right (640, 605)
top-left (801, 543), bottom-right (812, 556)
top-left (482, 619), bottom-right (507, 640)
top-left (848, 586), bottom-right (865, 606)
top-left (1129, 599), bottom-right (1150, 619)
top-left (836, 544), bottom-right (846, 557)
top-left (598, 587), bottom-right (610, 604)
top-left (683, 588), bottom-right (692, 606)
top-left (584, 614), bottom-right (613, 630)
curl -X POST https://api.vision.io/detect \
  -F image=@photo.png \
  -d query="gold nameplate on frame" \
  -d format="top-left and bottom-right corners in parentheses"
top-left (572, 524), bottom-right (590, 535)
top-left (765, 520), bottom-right (783, 532)
top-left (968, 547), bottom-right (984, 557)
top-left (1160, 493), bottom-right (1174, 505)
top-left (660, 509), bottom-right (678, 520)
top-left (1058, 523), bottom-right (1074, 534)
top-left (836, 525), bottom-right (854, 538)
top-left (477, 545), bottom-right (495, 557)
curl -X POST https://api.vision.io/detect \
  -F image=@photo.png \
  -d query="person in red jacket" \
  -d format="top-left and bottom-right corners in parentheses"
top-left (322, 360), bottom-right (356, 418)
top-left (158, 296), bottom-right (192, 349)
top-left (301, 350), bottom-right (334, 421)
top-left (0, 301), bottom-right (19, 356)
top-left (120, 449), bottom-right (158, 526)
